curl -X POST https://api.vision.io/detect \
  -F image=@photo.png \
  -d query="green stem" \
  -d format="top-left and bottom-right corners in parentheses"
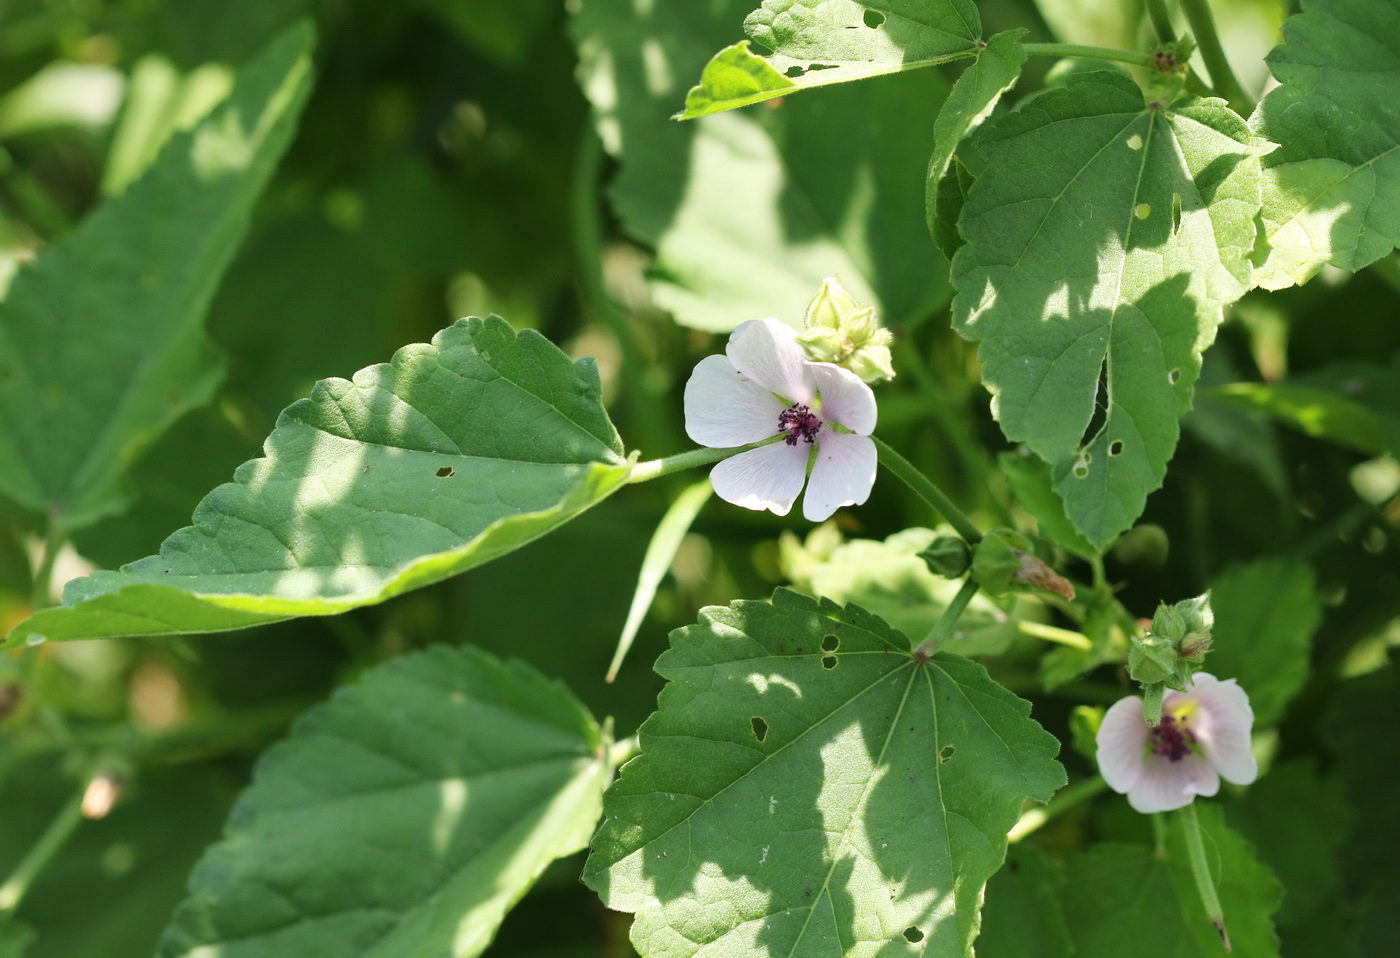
top-left (628, 436), bottom-right (781, 484)
top-left (1142, 682), bottom-right (1166, 726)
top-left (608, 734), bottom-right (640, 770)
top-left (1008, 775), bottom-right (1109, 842)
top-left (914, 577), bottom-right (979, 658)
top-left (1178, 0), bottom-right (1251, 113)
top-left (1016, 620), bottom-right (1092, 650)
top-left (30, 518), bottom-right (63, 611)
top-left (1151, 812), bottom-right (1169, 858)
top-left (1022, 42), bottom-right (1153, 68)
top-left (1146, 0), bottom-right (1178, 43)
top-left (1179, 802), bottom-right (1232, 951)
top-left (0, 784), bottom-right (85, 914)
top-left (873, 437), bottom-right (982, 544)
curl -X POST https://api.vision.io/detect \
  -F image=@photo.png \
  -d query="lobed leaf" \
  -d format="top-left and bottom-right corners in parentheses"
top-left (1059, 805), bottom-right (1282, 957)
top-left (0, 22), bottom-right (315, 530)
top-left (585, 589), bottom-right (1065, 956)
top-left (678, 0), bottom-right (982, 118)
top-left (925, 30), bottom-right (1027, 259)
top-left (951, 71), bottom-right (1265, 549)
top-left (1250, 0), bottom-right (1400, 289)
top-left (572, 0), bottom-right (951, 333)
top-left (4, 317), bottom-right (630, 647)
top-left (159, 645), bottom-right (607, 958)
top-left (1207, 558), bottom-right (1322, 725)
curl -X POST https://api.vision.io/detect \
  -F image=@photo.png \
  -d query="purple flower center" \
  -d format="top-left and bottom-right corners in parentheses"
top-left (778, 404), bottom-right (823, 446)
top-left (1150, 713), bottom-right (1197, 762)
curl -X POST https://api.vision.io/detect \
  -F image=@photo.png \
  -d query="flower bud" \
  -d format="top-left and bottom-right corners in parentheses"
top-left (918, 535), bottom-right (972, 578)
top-left (796, 277), bottom-right (895, 383)
top-left (972, 529), bottom-right (1075, 599)
top-left (1132, 593), bottom-right (1215, 691)
top-left (1128, 633), bottom-right (1177, 685)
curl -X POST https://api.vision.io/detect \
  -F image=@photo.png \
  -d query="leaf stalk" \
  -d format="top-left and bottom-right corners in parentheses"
top-left (873, 437), bottom-right (982, 544)
top-left (1177, 0), bottom-right (1251, 113)
top-left (914, 576), bottom-right (979, 658)
top-left (1022, 42), bottom-right (1153, 68)
top-left (1179, 802), bottom-right (1232, 951)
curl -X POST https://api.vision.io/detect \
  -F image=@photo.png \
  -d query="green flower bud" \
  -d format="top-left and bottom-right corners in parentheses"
top-left (918, 535), bottom-right (972, 578)
top-left (804, 277), bottom-right (860, 330)
top-left (1112, 523), bottom-right (1169, 567)
top-left (971, 529), bottom-right (1074, 599)
top-left (796, 277), bottom-right (896, 383)
top-left (1128, 633), bottom-right (1178, 685)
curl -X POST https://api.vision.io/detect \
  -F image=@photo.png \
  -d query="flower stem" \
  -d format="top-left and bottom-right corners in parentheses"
top-left (628, 436), bottom-right (781, 484)
top-left (0, 783), bottom-right (85, 914)
top-left (873, 437), bottom-right (982, 544)
top-left (1022, 42), bottom-right (1154, 68)
top-left (913, 577), bottom-right (979, 659)
top-left (1145, 0), bottom-right (1178, 42)
top-left (1008, 775), bottom-right (1110, 842)
top-left (1017, 620), bottom-right (1093, 650)
top-left (1179, 802), bottom-right (1232, 951)
top-left (1142, 681), bottom-right (1166, 727)
top-left (1178, 0), bottom-right (1251, 113)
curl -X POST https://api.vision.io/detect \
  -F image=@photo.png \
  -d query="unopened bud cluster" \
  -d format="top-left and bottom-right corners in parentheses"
top-left (796, 278), bottom-right (895, 383)
top-left (1128, 593), bottom-right (1214, 724)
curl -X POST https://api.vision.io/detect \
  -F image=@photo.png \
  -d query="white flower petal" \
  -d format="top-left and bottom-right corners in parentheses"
top-left (1126, 752), bottom-right (1218, 814)
top-left (1188, 673), bottom-right (1259, 786)
top-left (809, 362), bottom-right (877, 435)
top-left (803, 431), bottom-right (876, 522)
top-left (726, 318), bottom-right (814, 404)
top-left (1097, 696), bottom-right (1149, 794)
top-left (708, 441), bottom-right (810, 516)
top-left (684, 354), bottom-right (787, 448)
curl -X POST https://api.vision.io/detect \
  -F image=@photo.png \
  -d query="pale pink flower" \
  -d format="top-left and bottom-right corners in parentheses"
top-left (684, 318), bottom-right (877, 522)
top-left (1097, 672), bottom-right (1258, 813)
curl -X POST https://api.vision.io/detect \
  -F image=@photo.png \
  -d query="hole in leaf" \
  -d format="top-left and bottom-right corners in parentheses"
top-left (1072, 456), bottom-right (1090, 479)
top-left (863, 9), bottom-right (885, 26)
top-left (751, 717), bottom-right (768, 742)
top-left (939, 745), bottom-right (955, 762)
top-left (1168, 368), bottom-right (1181, 384)
top-left (904, 927), bottom-right (925, 943)
top-left (1172, 192), bottom-right (1182, 233)
top-left (435, 466), bottom-right (455, 478)
top-left (1126, 133), bottom-right (1143, 150)
top-left (1109, 440), bottom-right (1124, 457)
top-left (1134, 203), bottom-right (1151, 219)
top-left (821, 655), bottom-right (838, 670)
top-left (784, 65), bottom-right (806, 78)
top-left (822, 634), bottom-right (840, 652)
top-left (1080, 358), bottom-right (1109, 447)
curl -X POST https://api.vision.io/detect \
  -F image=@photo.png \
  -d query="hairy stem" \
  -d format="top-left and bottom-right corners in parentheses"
top-left (873, 437), bottom-right (982, 544)
top-left (0, 784), bottom-right (85, 914)
top-left (1022, 42), bottom-right (1154, 67)
top-left (1180, 802), bottom-right (1232, 951)
top-left (914, 577), bottom-right (979, 659)
top-left (629, 435), bottom-right (781, 484)
top-left (1179, 0), bottom-right (1251, 113)
top-left (1146, 0), bottom-right (1178, 43)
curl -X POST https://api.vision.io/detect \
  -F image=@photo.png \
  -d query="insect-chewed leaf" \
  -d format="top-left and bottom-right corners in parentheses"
top-left (678, 0), bottom-right (983, 118)
top-left (585, 589), bottom-right (1065, 957)
top-left (4, 316), bottom-right (630, 647)
top-left (159, 645), bottom-right (607, 958)
top-left (1250, 0), bottom-right (1400, 289)
top-left (572, 0), bottom-right (951, 333)
top-left (952, 71), bottom-right (1265, 549)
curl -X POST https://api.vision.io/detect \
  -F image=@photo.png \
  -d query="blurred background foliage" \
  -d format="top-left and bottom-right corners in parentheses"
top-left (0, 0), bottom-right (1396, 954)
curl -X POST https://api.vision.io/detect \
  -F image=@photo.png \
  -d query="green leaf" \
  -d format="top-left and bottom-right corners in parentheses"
top-left (584, 590), bottom-right (1065, 956)
top-left (1206, 382), bottom-right (1392, 455)
top-left (0, 22), bottom-right (315, 531)
top-left (782, 526), bottom-right (1020, 657)
top-left (977, 845), bottom-right (1072, 958)
top-left (4, 317), bottom-right (631, 647)
top-left (1226, 759), bottom-right (1351, 928)
top-left (160, 645), bottom-right (607, 958)
top-left (925, 30), bottom-right (1027, 253)
top-left (1206, 558), bottom-right (1321, 725)
top-left (608, 479), bottom-right (712, 682)
top-left (1060, 805), bottom-right (1282, 957)
top-left (1250, 0), bottom-right (1400, 289)
top-left (677, 0), bottom-right (982, 118)
top-left (951, 71), bottom-right (1265, 549)
top-left (998, 450), bottom-right (1099, 559)
top-left (571, 0), bottom-right (951, 333)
